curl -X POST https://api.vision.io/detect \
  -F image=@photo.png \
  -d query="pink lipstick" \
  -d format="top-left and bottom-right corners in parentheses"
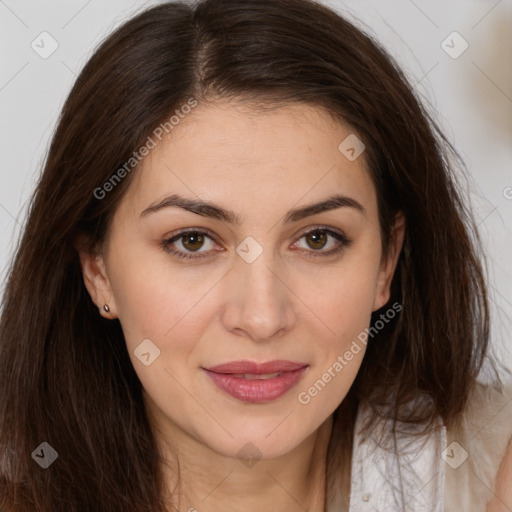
top-left (203, 360), bottom-right (308, 403)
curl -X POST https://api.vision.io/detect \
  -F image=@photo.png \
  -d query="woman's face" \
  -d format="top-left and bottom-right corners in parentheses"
top-left (81, 100), bottom-right (404, 461)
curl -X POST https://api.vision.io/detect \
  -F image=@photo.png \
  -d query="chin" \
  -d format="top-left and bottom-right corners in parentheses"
top-left (200, 419), bottom-right (311, 462)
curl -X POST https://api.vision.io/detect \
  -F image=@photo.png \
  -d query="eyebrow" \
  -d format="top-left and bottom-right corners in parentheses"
top-left (140, 193), bottom-right (365, 225)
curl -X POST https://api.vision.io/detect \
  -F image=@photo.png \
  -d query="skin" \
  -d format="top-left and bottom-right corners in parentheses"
top-left (487, 436), bottom-right (512, 512)
top-left (79, 100), bottom-right (405, 512)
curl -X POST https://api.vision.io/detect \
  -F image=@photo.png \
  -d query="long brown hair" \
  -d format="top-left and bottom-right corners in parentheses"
top-left (0, 0), bottom-right (503, 510)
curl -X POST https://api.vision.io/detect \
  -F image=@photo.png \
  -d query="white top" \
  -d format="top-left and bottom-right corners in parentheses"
top-left (327, 380), bottom-right (512, 511)
top-left (349, 406), bottom-right (445, 511)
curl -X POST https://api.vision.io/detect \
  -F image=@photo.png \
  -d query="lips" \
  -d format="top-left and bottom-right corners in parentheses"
top-left (203, 360), bottom-right (309, 403)
top-left (205, 360), bottom-right (307, 374)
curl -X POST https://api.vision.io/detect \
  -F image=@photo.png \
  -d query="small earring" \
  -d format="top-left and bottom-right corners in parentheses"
top-left (103, 304), bottom-right (110, 313)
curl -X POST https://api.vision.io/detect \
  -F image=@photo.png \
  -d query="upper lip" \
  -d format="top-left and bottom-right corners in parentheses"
top-left (203, 360), bottom-right (308, 374)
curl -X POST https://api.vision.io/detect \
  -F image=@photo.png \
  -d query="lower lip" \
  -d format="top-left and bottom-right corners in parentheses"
top-left (204, 367), bottom-right (308, 403)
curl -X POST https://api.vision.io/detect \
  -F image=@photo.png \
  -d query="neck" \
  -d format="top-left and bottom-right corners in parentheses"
top-left (147, 400), bottom-right (334, 512)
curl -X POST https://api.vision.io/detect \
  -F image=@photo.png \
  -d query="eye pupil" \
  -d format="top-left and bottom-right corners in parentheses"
top-left (182, 232), bottom-right (204, 251)
top-left (306, 230), bottom-right (327, 250)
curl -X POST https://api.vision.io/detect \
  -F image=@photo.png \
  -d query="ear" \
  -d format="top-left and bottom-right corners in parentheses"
top-left (75, 236), bottom-right (117, 319)
top-left (373, 212), bottom-right (405, 312)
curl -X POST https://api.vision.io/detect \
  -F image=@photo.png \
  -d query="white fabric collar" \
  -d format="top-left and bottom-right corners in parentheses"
top-left (348, 401), bottom-right (447, 511)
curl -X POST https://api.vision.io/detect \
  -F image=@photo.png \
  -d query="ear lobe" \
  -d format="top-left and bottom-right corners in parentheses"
top-left (77, 248), bottom-right (117, 318)
top-left (373, 212), bottom-right (406, 312)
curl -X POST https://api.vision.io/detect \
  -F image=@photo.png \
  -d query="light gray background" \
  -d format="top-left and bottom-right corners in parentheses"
top-left (1, 0), bottom-right (511, 381)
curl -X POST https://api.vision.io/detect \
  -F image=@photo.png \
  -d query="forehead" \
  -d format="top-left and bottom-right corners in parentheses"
top-left (121, 100), bottom-right (377, 221)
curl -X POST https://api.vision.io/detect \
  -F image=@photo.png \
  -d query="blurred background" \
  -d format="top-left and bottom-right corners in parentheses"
top-left (0, 0), bottom-right (511, 382)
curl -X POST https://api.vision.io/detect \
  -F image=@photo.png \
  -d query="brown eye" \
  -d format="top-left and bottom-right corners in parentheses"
top-left (162, 229), bottom-right (218, 260)
top-left (293, 227), bottom-right (352, 258)
top-left (305, 230), bottom-right (328, 250)
top-left (181, 232), bottom-right (205, 252)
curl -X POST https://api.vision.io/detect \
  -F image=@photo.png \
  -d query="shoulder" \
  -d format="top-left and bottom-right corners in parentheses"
top-left (444, 379), bottom-right (512, 511)
top-left (487, 435), bottom-right (512, 512)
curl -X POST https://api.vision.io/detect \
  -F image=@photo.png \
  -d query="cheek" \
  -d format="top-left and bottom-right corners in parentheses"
top-left (303, 248), bottom-right (381, 342)
top-left (293, 245), bottom-right (381, 409)
top-left (294, 285), bottom-right (372, 420)
top-left (111, 265), bottom-right (211, 355)
top-left (108, 256), bottom-right (215, 426)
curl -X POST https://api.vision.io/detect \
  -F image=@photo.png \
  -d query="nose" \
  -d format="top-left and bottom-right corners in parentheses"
top-left (220, 248), bottom-right (296, 342)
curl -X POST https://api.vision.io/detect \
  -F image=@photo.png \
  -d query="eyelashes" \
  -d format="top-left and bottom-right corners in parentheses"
top-left (160, 226), bottom-right (352, 261)
top-left (161, 228), bottom-right (219, 260)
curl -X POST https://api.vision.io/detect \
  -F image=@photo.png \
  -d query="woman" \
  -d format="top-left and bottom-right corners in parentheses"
top-left (1, 0), bottom-right (511, 510)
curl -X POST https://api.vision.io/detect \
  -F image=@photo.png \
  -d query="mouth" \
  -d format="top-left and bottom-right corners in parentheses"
top-left (202, 360), bottom-right (309, 403)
